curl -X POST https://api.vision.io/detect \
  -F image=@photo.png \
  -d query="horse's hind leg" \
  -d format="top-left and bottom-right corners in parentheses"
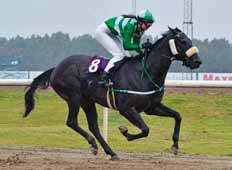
top-left (81, 100), bottom-right (119, 160)
top-left (51, 70), bottom-right (98, 155)
top-left (66, 96), bottom-right (98, 155)
top-left (118, 107), bottom-right (150, 141)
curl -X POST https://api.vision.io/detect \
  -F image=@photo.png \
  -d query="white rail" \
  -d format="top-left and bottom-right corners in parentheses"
top-left (0, 79), bottom-right (33, 86)
top-left (165, 80), bottom-right (232, 88)
top-left (1, 79), bottom-right (232, 88)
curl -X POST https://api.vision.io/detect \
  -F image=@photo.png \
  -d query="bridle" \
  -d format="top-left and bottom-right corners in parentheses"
top-left (168, 32), bottom-right (199, 61)
top-left (144, 31), bottom-right (199, 67)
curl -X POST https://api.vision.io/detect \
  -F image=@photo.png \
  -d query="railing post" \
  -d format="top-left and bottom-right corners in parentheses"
top-left (103, 107), bottom-right (108, 142)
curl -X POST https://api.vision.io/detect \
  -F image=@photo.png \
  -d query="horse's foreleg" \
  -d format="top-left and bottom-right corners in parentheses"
top-left (145, 103), bottom-right (182, 155)
top-left (119, 107), bottom-right (149, 141)
top-left (81, 100), bottom-right (119, 160)
top-left (66, 97), bottom-right (98, 154)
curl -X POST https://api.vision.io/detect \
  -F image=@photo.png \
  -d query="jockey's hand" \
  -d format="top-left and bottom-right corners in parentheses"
top-left (142, 41), bottom-right (153, 50)
top-left (134, 50), bottom-right (144, 59)
top-left (142, 39), bottom-right (153, 51)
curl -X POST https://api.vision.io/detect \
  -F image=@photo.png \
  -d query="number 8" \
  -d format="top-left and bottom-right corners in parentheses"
top-left (89, 59), bottom-right (101, 73)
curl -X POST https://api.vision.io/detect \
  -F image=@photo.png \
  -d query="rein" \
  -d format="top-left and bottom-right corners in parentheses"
top-left (111, 56), bottom-right (164, 95)
top-left (105, 57), bottom-right (164, 109)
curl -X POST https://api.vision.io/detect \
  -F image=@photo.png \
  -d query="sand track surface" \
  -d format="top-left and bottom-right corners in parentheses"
top-left (0, 147), bottom-right (231, 170)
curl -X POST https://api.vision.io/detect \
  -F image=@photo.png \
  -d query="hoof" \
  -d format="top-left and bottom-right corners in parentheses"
top-left (110, 155), bottom-right (120, 161)
top-left (90, 147), bottom-right (98, 155)
top-left (171, 145), bottom-right (178, 155)
top-left (118, 126), bottom-right (128, 135)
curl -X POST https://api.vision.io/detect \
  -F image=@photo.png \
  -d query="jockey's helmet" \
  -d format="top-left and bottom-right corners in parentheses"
top-left (137, 9), bottom-right (154, 23)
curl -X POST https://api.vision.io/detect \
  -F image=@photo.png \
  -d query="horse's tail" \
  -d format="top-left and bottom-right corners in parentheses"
top-left (23, 68), bottom-right (55, 118)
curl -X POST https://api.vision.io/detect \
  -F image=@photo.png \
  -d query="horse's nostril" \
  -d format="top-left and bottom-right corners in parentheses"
top-left (195, 62), bottom-right (201, 68)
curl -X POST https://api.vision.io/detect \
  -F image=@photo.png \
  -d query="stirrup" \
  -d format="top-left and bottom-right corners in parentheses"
top-left (98, 78), bottom-right (114, 87)
top-left (106, 79), bottom-right (114, 87)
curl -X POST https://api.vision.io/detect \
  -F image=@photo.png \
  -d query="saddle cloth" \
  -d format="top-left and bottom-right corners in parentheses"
top-left (88, 55), bottom-right (109, 74)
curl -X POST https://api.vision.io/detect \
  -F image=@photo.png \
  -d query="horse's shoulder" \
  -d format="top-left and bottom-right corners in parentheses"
top-left (119, 58), bottom-right (143, 72)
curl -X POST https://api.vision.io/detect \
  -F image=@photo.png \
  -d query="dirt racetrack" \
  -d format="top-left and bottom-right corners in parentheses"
top-left (0, 147), bottom-right (231, 170)
top-left (0, 87), bottom-right (231, 169)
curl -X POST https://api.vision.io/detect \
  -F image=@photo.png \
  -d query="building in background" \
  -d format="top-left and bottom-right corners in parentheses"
top-left (0, 56), bottom-right (22, 70)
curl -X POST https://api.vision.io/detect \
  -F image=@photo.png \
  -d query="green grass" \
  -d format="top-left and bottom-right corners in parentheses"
top-left (0, 87), bottom-right (231, 156)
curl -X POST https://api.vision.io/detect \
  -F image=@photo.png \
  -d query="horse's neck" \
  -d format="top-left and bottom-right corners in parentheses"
top-left (146, 44), bottom-right (172, 86)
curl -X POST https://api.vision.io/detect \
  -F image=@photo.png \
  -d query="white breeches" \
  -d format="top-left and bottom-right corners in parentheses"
top-left (94, 23), bottom-right (128, 73)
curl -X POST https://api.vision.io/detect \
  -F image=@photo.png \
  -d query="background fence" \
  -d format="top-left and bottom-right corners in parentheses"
top-left (1, 71), bottom-right (232, 86)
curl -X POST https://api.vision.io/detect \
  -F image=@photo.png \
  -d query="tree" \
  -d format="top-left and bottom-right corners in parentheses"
top-left (0, 32), bottom-right (231, 72)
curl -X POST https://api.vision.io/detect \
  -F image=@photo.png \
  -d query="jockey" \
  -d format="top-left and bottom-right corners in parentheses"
top-left (94, 9), bottom-right (154, 83)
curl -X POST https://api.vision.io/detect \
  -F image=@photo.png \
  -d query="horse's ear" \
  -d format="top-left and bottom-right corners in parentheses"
top-left (168, 26), bottom-right (173, 31)
top-left (175, 27), bottom-right (182, 32)
top-left (168, 26), bottom-right (176, 34)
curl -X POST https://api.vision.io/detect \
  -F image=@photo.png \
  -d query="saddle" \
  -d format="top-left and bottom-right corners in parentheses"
top-left (86, 55), bottom-right (120, 87)
top-left (87, 54), bottom-right (143, 75)
top-left (86, 51), bottom-right (147, 87)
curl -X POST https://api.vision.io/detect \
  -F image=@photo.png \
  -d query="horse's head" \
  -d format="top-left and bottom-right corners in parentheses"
top-left (167, 27), bottom-right (202, 69)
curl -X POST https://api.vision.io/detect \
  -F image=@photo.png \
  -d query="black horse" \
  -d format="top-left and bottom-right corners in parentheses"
top-left (24, 27), bottom-right (201, 160)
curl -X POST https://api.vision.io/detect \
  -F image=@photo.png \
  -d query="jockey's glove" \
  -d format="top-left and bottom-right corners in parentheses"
top-left (142, 41), bottom-right (153, 50)
top-left (134, 49), bottom-right (143, 56)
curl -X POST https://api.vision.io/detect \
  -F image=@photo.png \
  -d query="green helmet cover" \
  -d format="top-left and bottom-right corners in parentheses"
top-left (138, 9), bottom-right (154, 23)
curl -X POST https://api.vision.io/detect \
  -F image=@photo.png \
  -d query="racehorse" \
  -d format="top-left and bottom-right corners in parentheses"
top-left (24, 27), bottom-right (201, 160)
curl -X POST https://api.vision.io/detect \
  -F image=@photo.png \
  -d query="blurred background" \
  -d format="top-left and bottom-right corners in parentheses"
top-left (0, 0), bottom-right (231, 77)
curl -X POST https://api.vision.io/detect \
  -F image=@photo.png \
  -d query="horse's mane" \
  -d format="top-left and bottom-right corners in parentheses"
top-left (151, 30), bottom-right (171, 49)
top-left (152, 28), bottom-right (181, 49)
